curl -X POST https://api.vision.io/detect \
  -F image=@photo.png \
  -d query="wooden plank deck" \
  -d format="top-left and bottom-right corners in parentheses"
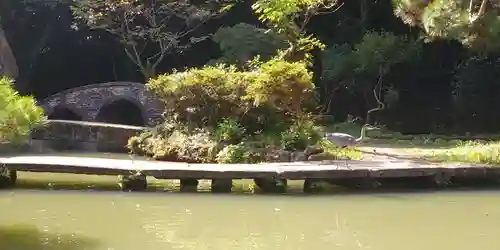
top-left (1, 155), bottom-right (498, 180)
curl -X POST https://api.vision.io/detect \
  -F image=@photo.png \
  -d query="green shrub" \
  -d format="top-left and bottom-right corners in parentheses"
top-left (244, 58), bottom-right (315, 114)
top-left (147, 58), bottom-right (315, 130)
top-left (0, 77), bottom-right (47, 144)
top-left (167, 129), bottom-right (220, 163)
top-left (215, 144), bottom-right (263, 163)
top-left (148, 65), bottom-right (248, 128)
top-left (128, 119), bottom-right (221, 162)
top-left (127, 119), bottom-right (192, 155)
top-left (280, 118), bottom-right (322, 151)
top-left (151, 119), bottom-right (186, 138)
top-left (127, 131), bottom-right (153, 155)
top-left (216, 144), bottom-right (246, 163)
top-left (318, 139), bottom-right (363, 160)
top-left (214, 118), bottom-right (246, 144)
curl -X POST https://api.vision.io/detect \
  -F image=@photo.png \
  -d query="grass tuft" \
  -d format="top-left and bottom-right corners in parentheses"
top-left (318, 139), bottom-right (364, 160)
top-left (425, 141), bottom-right (500, 165)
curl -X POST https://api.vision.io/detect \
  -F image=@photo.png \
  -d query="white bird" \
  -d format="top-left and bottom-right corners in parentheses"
top-left (324, 124), bottom-right (378, 169)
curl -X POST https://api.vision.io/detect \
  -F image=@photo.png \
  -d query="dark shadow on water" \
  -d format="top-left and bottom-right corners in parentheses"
top-left (7, 174), bottom-right (500, 197)
top-left (0, 224), bottom-right (100, 250)
top-left (360, 140), bottom-right (459, 150)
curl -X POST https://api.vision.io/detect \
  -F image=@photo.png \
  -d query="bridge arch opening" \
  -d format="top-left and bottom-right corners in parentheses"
top-left (95, 99), bottom-right (145, 126)
top-left (48, 106), bottom-right (83, 121)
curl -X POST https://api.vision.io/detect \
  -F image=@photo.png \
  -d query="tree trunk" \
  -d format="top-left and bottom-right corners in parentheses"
top-left (0, 26), bottom-right (19, 80)
top-left (141, 66), bottom-right (156, 81)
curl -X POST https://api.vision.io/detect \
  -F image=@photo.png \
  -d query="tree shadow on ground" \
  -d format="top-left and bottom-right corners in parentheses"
top-left (0, 224), bottom-right (100, 250)
top-left (355, 148), bottom-right (438, 164)
top-left (359, 139), bottom-right (459, 150)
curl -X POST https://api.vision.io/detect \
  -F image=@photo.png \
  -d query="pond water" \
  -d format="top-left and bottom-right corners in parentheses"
top-left (1, 188), bottom-right (498, 250)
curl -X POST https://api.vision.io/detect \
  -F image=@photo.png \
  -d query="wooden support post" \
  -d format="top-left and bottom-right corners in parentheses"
top-left (118, 173), bottom-right (148, 192)
top-left (427, 170), bottom-right (452, 188)
top-left (303, 178), bottom-right (325, 193)
top-left (0, 168), bottom-right (17, 188)
top-left (180, 178), bottom-right (199, 192)
top-left (253, 177), bottom-right (287, 193)
top-left (211, 178), bottom-right (233, 193)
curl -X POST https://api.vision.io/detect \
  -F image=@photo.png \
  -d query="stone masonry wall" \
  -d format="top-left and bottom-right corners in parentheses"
top-left (39, 82), bottom-right (164, 125)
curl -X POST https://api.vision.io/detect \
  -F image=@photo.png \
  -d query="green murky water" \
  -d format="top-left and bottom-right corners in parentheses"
top-left (1, 188), bottom-right (498, 250)
top-left (1, 152), bottom-right (498, 250)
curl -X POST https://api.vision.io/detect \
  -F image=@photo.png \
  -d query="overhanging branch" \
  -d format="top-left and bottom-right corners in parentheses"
top-left (365, 68), bottom-right (385, 124)
top-left (469, 0), bottom-right (489, 24)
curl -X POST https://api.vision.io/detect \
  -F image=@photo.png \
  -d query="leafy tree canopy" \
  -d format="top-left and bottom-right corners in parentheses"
top-left (71, 0), bottom-right (235, 79)
top-left (393, 0), bottom-right (500, 52)
top-left (323, 31), bottom-right (421, 90)
top-left (321, 31), bottom-right (421, 120)
top-left (211, 23), bottom-right (288, 66)
top-left (252, 0), bottom-right (339, 62)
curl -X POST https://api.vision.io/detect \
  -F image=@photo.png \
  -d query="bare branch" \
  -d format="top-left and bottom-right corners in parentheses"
top-left (468, 0), bottom-right (475, 21)
top-left (365, 68), bottom-right (386, 123)
top-left (469, 0), bottom-right (489, 23)
top-left (73, 0), bottom-right (231, 79)
top-left (124, 46), bottom-right (145, 71)
top-left (316, 2), bottom-right (343, 15)
top-left (299, 1), bottom-right (343, 32)
top-left (477, 0), bottom-right (488, 17)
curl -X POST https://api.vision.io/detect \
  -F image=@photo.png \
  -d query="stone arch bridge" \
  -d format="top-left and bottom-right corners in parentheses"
top-left (39, 82), bottom-right (164, 126)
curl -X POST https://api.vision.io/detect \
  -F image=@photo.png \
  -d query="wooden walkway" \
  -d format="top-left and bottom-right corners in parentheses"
top-left (0, 155), bottom-right (497, 180)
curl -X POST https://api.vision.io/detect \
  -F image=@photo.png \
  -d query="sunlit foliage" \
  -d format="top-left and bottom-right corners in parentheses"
top-left (393, 0), bottom-right (500, 52)
top-left (0, 77), bottom-right (46, 144)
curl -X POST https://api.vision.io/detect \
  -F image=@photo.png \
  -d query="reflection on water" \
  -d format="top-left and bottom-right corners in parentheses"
top-left (0, 224), bottom-right (99, 250)
top-left (1, 190), bottom-right (499, 250)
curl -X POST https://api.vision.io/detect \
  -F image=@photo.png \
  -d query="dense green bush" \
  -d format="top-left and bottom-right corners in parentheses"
top-left (147, 58), bottom-right (314, 129)
top-left (280, 118), bottom-right (323, 151)
top-left (129, 58), bottom-right (355, 163)
top-left (215, 144), bottom-right (262, 164)
top-left (126, 131), bottom-right (153, 156)
top-left (0, 77), bottom-right (46, 144)
top-left (214, 118), bottom-right (246, 144)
